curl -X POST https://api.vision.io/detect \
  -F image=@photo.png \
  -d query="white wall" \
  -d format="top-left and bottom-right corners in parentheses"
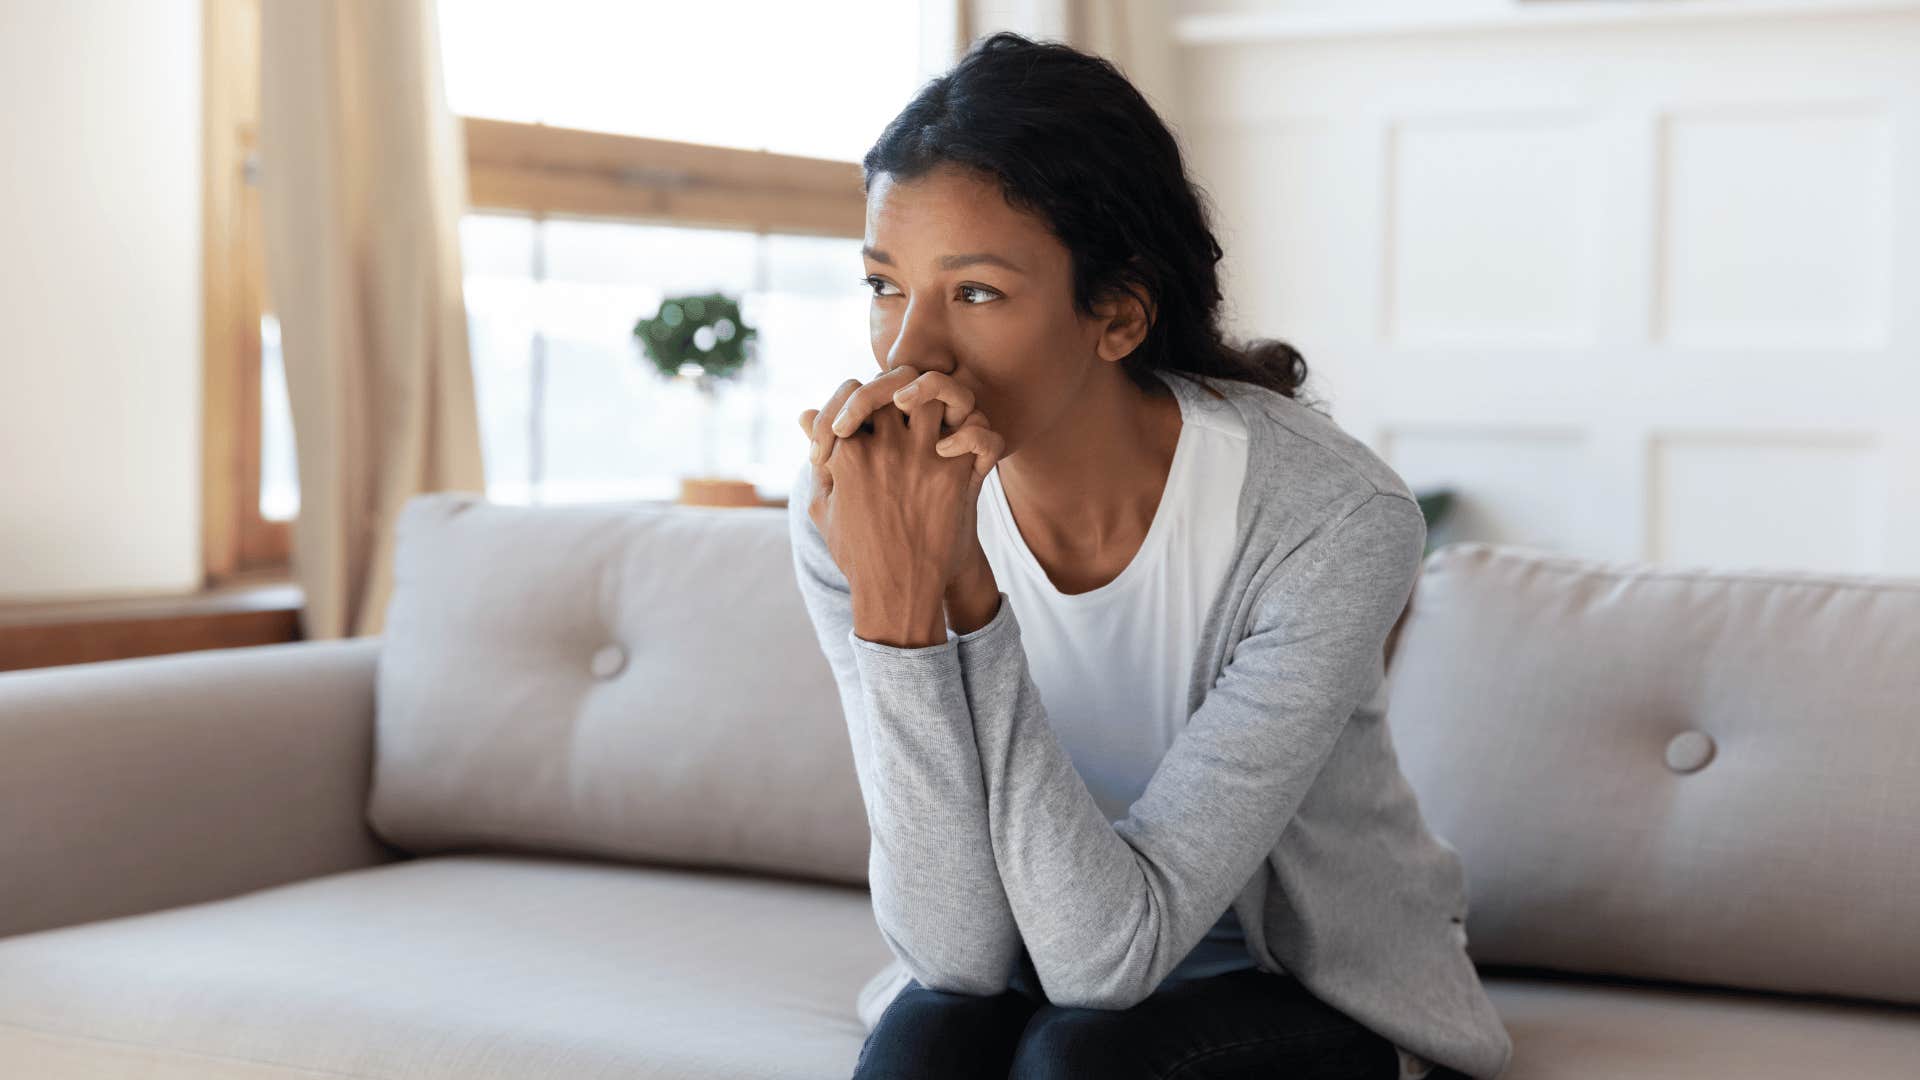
top-left (0, 0), bottom-right (203, 602)
top-left (1176, 0), bottom-right (1920, 576)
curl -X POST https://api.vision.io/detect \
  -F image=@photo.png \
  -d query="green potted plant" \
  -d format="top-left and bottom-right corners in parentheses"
top-left (1413, 488), bottom-right (1455, 556)
top-left (633, 291), bottom-right (760, 506)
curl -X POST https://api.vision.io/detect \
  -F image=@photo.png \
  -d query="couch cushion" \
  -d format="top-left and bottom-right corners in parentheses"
top-left (1481, 972), bottom-right (1920, 1078)
top-left (0, 854), bottom-right (892, 1079)
top-left (369, 493), bottom-right (870, 887)
top-left (1388, 543), bottom-right (1920, 1007)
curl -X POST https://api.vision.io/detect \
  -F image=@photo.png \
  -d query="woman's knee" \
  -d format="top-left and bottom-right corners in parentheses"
top-left (1007, 1007), bottom-right (1146, 1080)
top-left (853, 980), bottom-right (1037, 1079)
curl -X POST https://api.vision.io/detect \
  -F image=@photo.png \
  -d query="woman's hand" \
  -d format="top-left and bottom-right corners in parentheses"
top-left (816, 396), bottom-right (974, 648)
top-left (796, 368), bottom-right (1008, 642)
top-left (797, 366), bottom-right (1004, 543)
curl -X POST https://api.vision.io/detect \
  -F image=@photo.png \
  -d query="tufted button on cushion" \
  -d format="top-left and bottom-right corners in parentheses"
top-left (588, 643), bottom-right (627, 680)
top-left (1664, 730), bottom-right (1716, 773)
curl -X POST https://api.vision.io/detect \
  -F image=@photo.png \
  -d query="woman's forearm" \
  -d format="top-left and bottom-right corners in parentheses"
top-left (788, 467), bottom-right (1023, 994)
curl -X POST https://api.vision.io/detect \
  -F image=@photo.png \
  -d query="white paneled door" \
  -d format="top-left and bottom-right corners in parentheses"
top-left (1180, 3), bottom-right (1920, 576)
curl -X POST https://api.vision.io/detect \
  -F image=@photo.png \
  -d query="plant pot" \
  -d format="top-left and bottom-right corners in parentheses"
top-left (677, 476), bottom-right (762, 508)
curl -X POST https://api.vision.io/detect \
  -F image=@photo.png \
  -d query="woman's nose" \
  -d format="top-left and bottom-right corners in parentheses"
top-left (885, 304), bottom-right (956, 375)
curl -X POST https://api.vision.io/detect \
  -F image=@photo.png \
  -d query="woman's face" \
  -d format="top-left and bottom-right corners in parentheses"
top-left (861, 163), bottom-right (1118, 459)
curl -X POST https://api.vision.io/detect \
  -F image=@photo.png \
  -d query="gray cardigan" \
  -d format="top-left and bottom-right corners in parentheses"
top-left (788, 369), bottom-right (1514, 1080)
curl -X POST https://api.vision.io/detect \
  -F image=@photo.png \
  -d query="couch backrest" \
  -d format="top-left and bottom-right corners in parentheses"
top-left (1387, 542), bottom-right (1920, 1007)
top-left (367, 492), bottom-right (871, 887)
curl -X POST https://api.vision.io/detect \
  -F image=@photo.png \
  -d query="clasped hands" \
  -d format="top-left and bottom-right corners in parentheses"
top-left (797, 366), bottom-right (1006, 648)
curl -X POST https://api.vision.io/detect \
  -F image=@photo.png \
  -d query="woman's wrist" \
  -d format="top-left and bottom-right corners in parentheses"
top-left (852, 590), bottom-right (950, 649)
top-left (945, 556), bottom-right (1000, 636)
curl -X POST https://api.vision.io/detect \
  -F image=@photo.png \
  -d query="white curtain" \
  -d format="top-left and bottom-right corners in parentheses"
top-left (955, 0), bottom-right (1180, 119)
top-left (257, 0), bottom-right (485, 640)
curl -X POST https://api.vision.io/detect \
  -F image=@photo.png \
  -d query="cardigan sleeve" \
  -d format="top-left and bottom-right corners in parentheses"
top-left (945, 488), bottom-right (1428, 1010)
top-left (785, 462), bottom-right (1023, 996)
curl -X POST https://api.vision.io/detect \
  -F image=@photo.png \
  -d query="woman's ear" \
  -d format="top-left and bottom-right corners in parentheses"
top-left (1092, 279), bottom-right (1154, 364)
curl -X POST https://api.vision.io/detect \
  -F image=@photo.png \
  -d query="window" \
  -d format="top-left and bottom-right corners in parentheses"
top-left (205, 1), bottom-right (934, 581)
top-left (462, 217), bottom-right (872, 503)
top-left (437, 0), bottom-right (922, 163)
top-left (438, 0), bottom-right (928, 505)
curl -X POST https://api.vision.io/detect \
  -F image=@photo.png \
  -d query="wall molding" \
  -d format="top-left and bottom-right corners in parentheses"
top-left (1176, 0), bottom-right (1920, 46)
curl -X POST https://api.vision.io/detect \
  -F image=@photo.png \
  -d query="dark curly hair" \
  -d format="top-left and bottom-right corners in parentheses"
top-left (862, 30), bottom-right (1319, 410)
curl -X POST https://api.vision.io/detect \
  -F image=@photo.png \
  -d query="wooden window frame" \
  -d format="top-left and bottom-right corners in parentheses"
top-left (202, 0), bottom-right (287, 585)
top-left (200, 1), bottom-right (864, 584)
top-left (463, 118), bottom-right (866, 237)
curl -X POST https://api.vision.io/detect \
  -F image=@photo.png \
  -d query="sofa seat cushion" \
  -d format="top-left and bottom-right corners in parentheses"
top-left (0, 854), bottom-right (892, 1080)
top-left (1483, 972), bottom-right (1920, 1078)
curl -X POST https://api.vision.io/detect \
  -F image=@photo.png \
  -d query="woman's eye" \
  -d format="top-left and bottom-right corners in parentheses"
top-left (860, 276), bottom-right (999, 305)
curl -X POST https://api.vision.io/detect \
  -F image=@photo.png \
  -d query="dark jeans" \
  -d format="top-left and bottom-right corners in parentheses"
top-left (852, 949), bottom-right (1457, 1080)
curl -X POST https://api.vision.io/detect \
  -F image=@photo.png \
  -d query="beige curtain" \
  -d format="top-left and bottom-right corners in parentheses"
top-left (257, 0), bottom-right (485, 640)
top-left (955, 0), bottom-right (1180, 120)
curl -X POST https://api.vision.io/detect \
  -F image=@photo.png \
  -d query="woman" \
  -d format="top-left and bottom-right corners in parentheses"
top-left (786, 31), bottom-right (1513, 1080)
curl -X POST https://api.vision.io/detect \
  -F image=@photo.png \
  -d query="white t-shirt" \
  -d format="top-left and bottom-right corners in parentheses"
top-left (975, 371), bottom-right (1435, 1080)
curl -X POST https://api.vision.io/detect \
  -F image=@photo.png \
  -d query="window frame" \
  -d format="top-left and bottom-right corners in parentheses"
top-left (202, 0), bottom-right (288, 584)
top-left (201, 0), bottom-right (867, 583)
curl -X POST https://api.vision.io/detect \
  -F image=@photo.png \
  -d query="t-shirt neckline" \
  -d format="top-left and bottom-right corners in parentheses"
top-left (986, 376), bottom-right (1194, 606)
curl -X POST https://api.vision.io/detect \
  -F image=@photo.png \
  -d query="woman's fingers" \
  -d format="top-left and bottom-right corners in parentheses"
top-left (797, 408), bottom-right (837, 533)
top-left (807, 453), bottom-right (833, 527)
top-left (888, 370), bottom-right (976, 431)
top-left (933, 410), bottom-right (1006, 479)
top-left (905, 395), bottom-right (948, 454)
top-left (797, 367), bottom-right (968, 476)
top-left (801, 378), bottom-right (866, 464)
top-left (829, 365), bottom-right (920, 438)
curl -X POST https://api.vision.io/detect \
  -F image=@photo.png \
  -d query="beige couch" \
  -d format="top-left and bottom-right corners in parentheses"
top-left (2, 494), bottom-right (1917, 1079)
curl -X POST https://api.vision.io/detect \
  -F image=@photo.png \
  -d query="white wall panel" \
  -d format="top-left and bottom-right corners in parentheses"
top-left (1380, 427), bottom-right (1589, 554)
top-left (1191, 122), bottom-right (1346, 344)
top-left (1648, 433), bottom-right (1883, 573)
top-left (1386, 113), bottom-right (1595, 347)
top-left (1657, 103), bottom-right (1894, 349)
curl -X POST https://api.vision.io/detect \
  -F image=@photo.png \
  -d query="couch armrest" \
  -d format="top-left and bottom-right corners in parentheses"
top-left (0, 638), bottom-right (405, 941)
